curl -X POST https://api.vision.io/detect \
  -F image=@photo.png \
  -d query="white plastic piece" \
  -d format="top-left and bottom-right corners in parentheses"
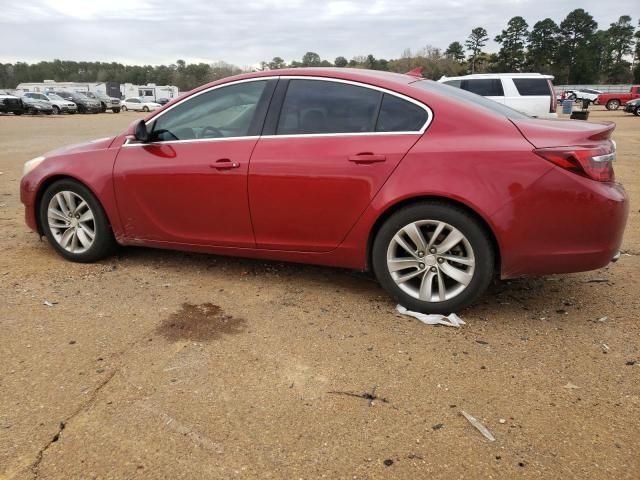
top-left (461, 410), bottom-right (496, 442)
top-left (396, 305), bottom-right (465, 328)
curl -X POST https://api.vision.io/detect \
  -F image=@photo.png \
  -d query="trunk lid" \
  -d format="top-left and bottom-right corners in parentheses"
top-left (510, 118), bottom-right (615, 148)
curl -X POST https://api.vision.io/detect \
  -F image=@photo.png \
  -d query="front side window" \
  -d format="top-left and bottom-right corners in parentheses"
top-left (376, 94), bottom-right (427, 132)
top-left (462, 79), bottom-right (505, 97)
top-left (512, 78), bottom-right (552, 96)
top-left (277, 80), bottom-right (381, 135)
top-left (151, 80), bottom-right (267, 142)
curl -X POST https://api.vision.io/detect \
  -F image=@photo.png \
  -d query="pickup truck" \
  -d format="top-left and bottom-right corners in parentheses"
top-left (597, 86), bottom-right (640, 110)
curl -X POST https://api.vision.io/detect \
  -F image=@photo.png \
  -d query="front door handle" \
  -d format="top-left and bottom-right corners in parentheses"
top-left (210, 158), bottom-right (240, 170)
top-left (348, 153), bottom-right (387, 164)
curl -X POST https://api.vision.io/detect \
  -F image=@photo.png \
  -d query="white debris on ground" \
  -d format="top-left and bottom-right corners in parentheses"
top-left (396, 305), bottom-right (465, 327)
top-left (460, 410), bottom-right (496, 442)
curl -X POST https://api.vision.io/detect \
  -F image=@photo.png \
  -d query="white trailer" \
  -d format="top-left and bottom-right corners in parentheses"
top-left (16, 80), bottom-right (122, 98)
top-left (16, 81), bottom-right (179, 101)
top-left (121, 83), bottom-right (179, 102)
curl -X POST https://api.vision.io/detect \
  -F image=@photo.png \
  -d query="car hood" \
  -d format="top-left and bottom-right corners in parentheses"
top-left (44, 136), bottom-right (117, 158)
top-left (625, 99), bottom-right (640, 105)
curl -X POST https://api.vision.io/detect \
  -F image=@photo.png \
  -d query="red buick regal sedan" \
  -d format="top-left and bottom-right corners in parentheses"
top-left (20, 68), bottom-right (628, 313)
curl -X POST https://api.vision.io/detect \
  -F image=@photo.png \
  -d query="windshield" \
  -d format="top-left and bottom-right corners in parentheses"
top-left (71, 93), bottom-right (89, 100)
top-left (413, 80), bottom-right (530, 119)
top-left (47, 93), bottom-right (64, 101)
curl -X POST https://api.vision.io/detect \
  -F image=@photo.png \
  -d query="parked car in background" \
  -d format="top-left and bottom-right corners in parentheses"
top-left (623, 98), bottom-right (640, 116)
top-left (83, 91), bottom-right (121, 113)
top-left (568, 88), bottom-right (603, 104)
top-left (20, 68), bottom-right (627, 313)
top-left (0, 90), bottom-right (25, 115)
top-left (23, 92), bottom-right (77, 114)
top-left (121, 98), bottom-right (162, 112)
top-left (597, 86), bottom-right (640, 110)
top-left (21, 95), bottom-right (54, 115)
top-left (54, 91), bottom-right (101, 113)
top-left (157, 98), bottom-right (171, 105)
top-left (439, 73), bottom-right (557, 118)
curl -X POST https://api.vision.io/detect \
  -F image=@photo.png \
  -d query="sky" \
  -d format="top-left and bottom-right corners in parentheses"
top-left (0, 0), bottom-right (637, 67)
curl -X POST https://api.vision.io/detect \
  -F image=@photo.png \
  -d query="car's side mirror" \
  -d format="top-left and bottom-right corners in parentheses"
top-left (134, 119), bottom-right (149, 143)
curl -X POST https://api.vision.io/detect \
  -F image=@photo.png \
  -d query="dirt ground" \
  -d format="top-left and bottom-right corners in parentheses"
top-left (0, 108), bottom-right (638, 479)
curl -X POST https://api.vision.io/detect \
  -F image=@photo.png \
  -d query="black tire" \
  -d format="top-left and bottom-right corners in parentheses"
top-left (112, 108), bottom-right (120, 113)
top-left (100, 103), bottom-right (107, 113)
top-left (372, 202), bottom-right (495, 314)
top-left (142, 106), bottom-right (149, 112)
top-left (121, 105), bottom-right (128, 112)
top-left (39, 179), bottom-right (117, 263)
top-left (14, 110), bottom-right (23, 116)
top-left (52, 105), bottom-right (60, 115)
top-left (606, 99), bottom-right (620, 110)
top-left (634, 106), bottom-right (640, 117)
top-left (78, 105), bottom-right (86, 114)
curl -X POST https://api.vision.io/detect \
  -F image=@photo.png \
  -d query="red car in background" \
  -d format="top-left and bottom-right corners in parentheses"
top-left (20, 68), bottom-right (628, 313)
top-left (597, 85), bottom-right (640, 110)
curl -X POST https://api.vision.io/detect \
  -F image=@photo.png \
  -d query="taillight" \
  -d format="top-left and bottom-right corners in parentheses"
top-left (548, 80), bottom-right (557, 113)
top-left (533, 141), bottom-right (616, 182)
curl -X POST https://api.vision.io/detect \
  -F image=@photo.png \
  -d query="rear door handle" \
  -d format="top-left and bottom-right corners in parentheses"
top-left (210, 158), bottom-right (240, 170)
top-left (348, 153), bottom-right (387, 164)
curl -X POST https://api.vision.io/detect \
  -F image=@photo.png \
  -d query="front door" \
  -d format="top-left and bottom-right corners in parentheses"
top-left (114, 79), bottom-right (275, 248)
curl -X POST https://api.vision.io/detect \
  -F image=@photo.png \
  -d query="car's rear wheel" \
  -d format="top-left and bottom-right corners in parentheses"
top-left (372, 202), bottom-right (494, 314)
top-left (112, 108), bottom-right (120, 113)
top-left (142, 106), bottom-right (149, 112)
top-left (634, 106), bottom-right (640, 116)
top-left (606, 99), bottom-right (620, 110)
top-left (121, 105), bottom-right (128, 111)
top-left (40, 179), bottom-right (117, 262)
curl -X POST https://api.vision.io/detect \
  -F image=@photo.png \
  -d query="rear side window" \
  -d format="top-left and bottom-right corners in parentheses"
top-left (443, 80), bottom-right (461, 88)
top-left (277, 80), bottom-right (381, 135)
top-left (376, 94), bottom-right (427, 132)
top-left (461, 79), bottom-right (504, 97)
top-left (512, 78), bottom-right (551, 96)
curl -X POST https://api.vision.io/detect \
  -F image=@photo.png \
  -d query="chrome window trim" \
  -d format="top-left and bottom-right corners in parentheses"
top-left (124, 75), bottom-right (433, 147)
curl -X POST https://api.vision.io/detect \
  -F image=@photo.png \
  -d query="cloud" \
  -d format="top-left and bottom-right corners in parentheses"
top-left (0, 0), bottom-right (637, 66)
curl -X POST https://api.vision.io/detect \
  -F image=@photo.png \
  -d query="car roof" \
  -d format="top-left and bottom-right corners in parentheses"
top-left (188, 68), bottom-right (417, 96)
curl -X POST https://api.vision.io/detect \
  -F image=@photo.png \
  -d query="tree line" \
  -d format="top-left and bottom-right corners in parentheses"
top-left (1, 9), bottom-right (638, 91)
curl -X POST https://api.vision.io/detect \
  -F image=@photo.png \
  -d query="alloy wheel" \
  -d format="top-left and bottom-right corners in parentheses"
top-left (386, 220), bottom-right (475, 302)
top-left (47, 191), bottom-right (96, 254)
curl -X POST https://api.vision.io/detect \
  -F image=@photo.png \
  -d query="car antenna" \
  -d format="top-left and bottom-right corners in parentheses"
top-left (405, 67), bottom-right (424, 78)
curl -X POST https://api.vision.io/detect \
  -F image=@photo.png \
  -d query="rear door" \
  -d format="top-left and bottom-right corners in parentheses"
top-left (248, 78), bottom-right (430, 252)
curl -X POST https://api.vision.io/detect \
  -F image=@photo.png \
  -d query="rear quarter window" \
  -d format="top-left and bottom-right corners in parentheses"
top-left (375, 94), bottom-right (427, 132)
top-left (512, 78), bottom-right (551, 96)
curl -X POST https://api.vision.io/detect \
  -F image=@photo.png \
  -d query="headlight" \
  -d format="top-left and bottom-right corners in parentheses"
top-left (23, 156), bottom-right (45, 177)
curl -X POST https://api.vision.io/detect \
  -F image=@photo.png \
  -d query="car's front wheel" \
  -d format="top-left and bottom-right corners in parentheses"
top-left (372, 202), bottom-right (495, 314)
top-left (142, 106), bottom-right (149, 112)
top-left (121, 105), bottom-right (128, 111)
top-left (634, 106), bottom-right (640, 117)
top-left (40, 179), bottom-right (117, 262)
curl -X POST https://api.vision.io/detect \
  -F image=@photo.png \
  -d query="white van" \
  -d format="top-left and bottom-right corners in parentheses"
top-left (438, 73), bottom-right (557, 118)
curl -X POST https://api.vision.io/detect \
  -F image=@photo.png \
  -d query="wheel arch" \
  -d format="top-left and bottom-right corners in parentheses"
top-left (366, 195), bottom-right (501, 273)
top-left (34, 174), bottom-right (113, 236)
